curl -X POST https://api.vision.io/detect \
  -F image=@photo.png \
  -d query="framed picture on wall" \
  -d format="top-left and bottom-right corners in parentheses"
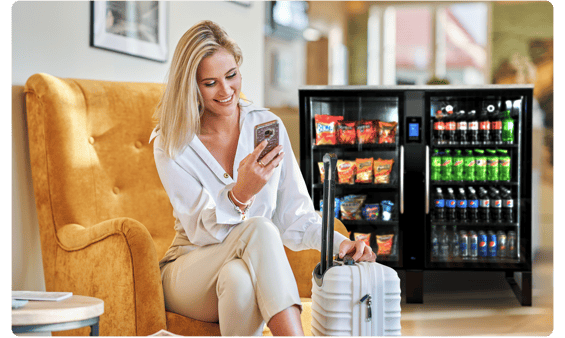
top-left (90, 1), bottom-right (168, 62)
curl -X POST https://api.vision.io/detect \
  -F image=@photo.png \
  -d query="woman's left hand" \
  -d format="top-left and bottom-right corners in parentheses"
top-left (338, 239), bottom-right (376, 262)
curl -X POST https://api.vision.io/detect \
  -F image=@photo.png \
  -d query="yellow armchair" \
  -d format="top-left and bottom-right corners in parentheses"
top-left (24, 73), bottom-right (348, 336)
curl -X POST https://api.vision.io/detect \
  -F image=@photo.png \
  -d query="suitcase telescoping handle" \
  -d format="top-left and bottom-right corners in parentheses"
top-left (320, 153), bottom-right (337, 275)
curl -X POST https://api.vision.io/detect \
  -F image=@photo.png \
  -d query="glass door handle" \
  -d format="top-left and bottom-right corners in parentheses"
top-left (425, 145), bottom-right (429, 214)
top-left (400, 145), bottom-right (404, 214)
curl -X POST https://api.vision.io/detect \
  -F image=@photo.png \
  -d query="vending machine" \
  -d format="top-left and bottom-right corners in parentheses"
top-left (298, 85), bottom-right (533, 306)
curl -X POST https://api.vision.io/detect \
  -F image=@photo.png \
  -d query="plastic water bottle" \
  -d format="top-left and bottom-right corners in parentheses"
top-left (431, 225), bottom-right (439, 258)
top-left (440, 225), bottom-right (450, 260)
top-left (451, 226), bottom-right (460, 258)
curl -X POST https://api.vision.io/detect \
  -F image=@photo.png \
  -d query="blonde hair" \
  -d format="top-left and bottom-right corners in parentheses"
top-left (154, 20), bottom-right (243, 158)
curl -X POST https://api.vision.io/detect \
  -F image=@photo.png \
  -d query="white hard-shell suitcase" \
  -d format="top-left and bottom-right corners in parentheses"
top-left (311, 153), bottom-right (402, 336)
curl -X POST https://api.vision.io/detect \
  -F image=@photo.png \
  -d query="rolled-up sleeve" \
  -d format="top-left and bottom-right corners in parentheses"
top-left (153, 144), bottom-right (242, 246)
top-left (272, 122), bottom-right (348, 253)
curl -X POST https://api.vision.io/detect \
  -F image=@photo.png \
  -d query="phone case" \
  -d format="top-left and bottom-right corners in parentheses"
top-left (254, 120), bottom-right (279, 161)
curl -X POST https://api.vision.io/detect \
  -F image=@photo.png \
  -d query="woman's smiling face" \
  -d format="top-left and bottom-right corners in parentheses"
top-left (197, 47), bottom-right (242, 117)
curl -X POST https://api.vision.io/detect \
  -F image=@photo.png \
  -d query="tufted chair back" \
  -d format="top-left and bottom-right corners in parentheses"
top-left (25, 73), bottom-right (176, 260)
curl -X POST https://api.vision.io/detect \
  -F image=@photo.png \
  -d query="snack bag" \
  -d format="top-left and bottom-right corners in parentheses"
top-left (354, 233), bottom-right (371, 247)
top-left (337, 160), bottom-right (356, 185)
top-left (337, 121), bottom-right (357, 145)
top-left (376, 234), bottom-right (394, 256)
top-left (355, 158), bottom-right (374, 183)
top-left (318, 162), bottom-right (325, 181)
top-left (315, 114), bottom-right (344, 145)
top-left (378, 121), bottom-right (398, 144)
top-left (362, 203), bottom-right (380, 221)
top-left (381, 200), bottom-right (394, 221)
top-left (373, 158), bottom-right (395, 184)
top-left (356, 120), bottom-right (378, 144)
top-left (340, 195), bottom-right (366, 220)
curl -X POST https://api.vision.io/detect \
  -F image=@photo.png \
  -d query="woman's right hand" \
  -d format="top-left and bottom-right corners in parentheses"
top-left (231, 140), bottom-right (285, 204)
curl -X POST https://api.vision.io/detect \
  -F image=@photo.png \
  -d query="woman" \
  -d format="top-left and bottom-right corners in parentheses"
top-left (151, 20), bottom-right (376, 336)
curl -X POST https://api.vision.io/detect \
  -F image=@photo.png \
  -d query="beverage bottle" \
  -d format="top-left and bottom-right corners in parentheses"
top-left (431, 149), bottom-right (442, 181)
top-left (500, 186), bottom-right (514, 223)
top-left (460, 230), bottom-right (469, 258)
top-left (507, 231), bottom-right (517, 258)
top-left (468, 110), bottom-right (480, 145)
top-left (442, 149), bottom-right (453, 181)
top-left (489, 187), bottom-right (502, 222)
top-left (446, 187), bottom-right (457, 222)
top-left (502, 110), bottom-right (515, 144)
top-left (479, 108), bottom-right (491, 145)
top-left (457, 187), bottom-right (467, 222)
top-left (475, 149), bottom-right (487, 181)
top-left (467, 186), bottom-right (479, 222)
top-left (456, 110), bottom-right (468, 145)
top-left (434, 110), bottom-right (446, 145)
top-left (486, 149), bottom-right (499, 182)
top-left (433, 187), bottom-right (445, 221)
top-left (497, 231), bottom-right (507, 258)
top-left (487, 230), bottom-right (498, 258)
top-left (469, 230), bottom-right (479, 258)
top-left (440, 225), bottom-right (450, 260)
top-left (464, 149), bottom-right (476, 182)
top-left (453, 149), bottom-right (464, 181)
top-left (445, 105), bottom-right (457, 145)
top-left (489, 106), bottom-right (503, 145)
top-left (451, 225), bottom-right (460, 258)
top-left (478, 187), bottom-right (490, 222)
top-left (478, 230), bottom-right (488, 257)
top-left (498, 149), bottom-right (511, 182)
top-left (431, 225), bottom-right (439, 258)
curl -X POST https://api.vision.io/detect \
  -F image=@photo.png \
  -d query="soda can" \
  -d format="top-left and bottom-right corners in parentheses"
top-left (487, 231), bottom-right (497, 257)
top-left (469, 231), bottom-right (478, 258)
top-left (460, 231), bottom-right (469, 257)
top-left (478, 230), bottom-right (488, 257)
top-left (508, 231), bottom-right (517, 258)
top-left (497, 231), bottom-right (507, 258)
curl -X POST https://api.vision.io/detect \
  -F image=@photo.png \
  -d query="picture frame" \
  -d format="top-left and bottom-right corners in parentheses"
top-left (90, 1), bottom-right (168, 62)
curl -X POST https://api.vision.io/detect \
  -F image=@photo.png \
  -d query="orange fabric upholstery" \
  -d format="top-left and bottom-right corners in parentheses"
top-left (24, 73), bottom-right (348, 336)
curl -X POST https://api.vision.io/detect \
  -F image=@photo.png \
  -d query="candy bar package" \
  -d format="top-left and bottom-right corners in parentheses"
top-left (337, 121), bottom-right (357, 145)
top-left (378, 121), bottom-right (397, 144)
top-left (356, 120), bottom-right (378, 144)
top-left (373, 158), bottom-right (395, 184)
top-left (337, 160), bottom-right (356, 185)
top-left (355, 158), bottom-right (374, 184)
top-left (315, 114), bottom-right (344, 145)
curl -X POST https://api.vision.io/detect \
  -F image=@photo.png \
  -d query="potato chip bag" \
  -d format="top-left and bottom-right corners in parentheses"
top-left (315, 114), bottom-right (344, 145)
top-left (354, 233), bottom-right (371, 247)
top-left (376, 234), bottom-right (394, 255)
top-left (356, 120), bottom-right (377, 144)
top-left (318, 162), bottom-right (325, 182)
top-left (378, 121), bottom-right (397, 144)
top-left (337, 160), bottom-right (356, 185)
top-left (355, 158), bottom-right (374, 183)
top-left (337, 121), bottom-right (357, 145)
top-left (373, 158), bottom-right (394, 184)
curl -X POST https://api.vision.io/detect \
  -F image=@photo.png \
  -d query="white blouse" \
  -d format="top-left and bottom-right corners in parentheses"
top-left (151, 100), bottom-right (348, 267)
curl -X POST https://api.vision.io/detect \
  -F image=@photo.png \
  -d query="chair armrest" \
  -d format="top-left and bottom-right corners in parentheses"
top-left (53, 217), bottom-right (166, 336)
top-left (285, 218), bottom-right (349, 298)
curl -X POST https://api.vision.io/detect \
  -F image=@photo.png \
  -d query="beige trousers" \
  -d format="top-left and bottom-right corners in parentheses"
top-left (160, 216), bottom-right (302, 336)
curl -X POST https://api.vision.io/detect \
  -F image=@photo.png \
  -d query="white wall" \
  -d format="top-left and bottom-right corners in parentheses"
top-left (12, 0), bottom-right (266, 292)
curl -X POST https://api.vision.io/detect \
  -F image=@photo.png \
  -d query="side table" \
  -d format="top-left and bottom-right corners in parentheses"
top-left (12, 295), bottom-right (104, 336)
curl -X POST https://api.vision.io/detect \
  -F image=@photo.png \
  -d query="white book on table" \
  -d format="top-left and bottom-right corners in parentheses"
top-left (12, 291), bottom-right (73, 301)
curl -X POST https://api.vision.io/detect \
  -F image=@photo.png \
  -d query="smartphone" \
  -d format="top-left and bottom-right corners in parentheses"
top-left (254, 120), bottom-right (280, 161)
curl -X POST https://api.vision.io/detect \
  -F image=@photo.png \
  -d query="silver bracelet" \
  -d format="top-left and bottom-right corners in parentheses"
top-left (228, 190), bottom-right (252, 217)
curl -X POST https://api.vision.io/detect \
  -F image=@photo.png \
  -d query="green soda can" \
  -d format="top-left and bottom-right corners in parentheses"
top-left (502, 110), bottom-right (515, 144)
top-left (464, 149), bottom-right (476, 181)
top-left (453, 149), bottom-right (464, 181)
top-left (431, 149), bottom-right (442, 181)
top-left (498, 149), bottom-right (511, 181)
top-left (475, 149), bottom-right (487, 181)
top-left (486, 149), bottom-right (499, 181)
top-left (442, 149), bottom-right (453, 181)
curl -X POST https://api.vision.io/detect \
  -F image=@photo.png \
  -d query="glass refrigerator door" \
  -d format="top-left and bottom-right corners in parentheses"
top-left (426, 91), bottom-right (526, 269)
top-left (301, 91), bottom-right (403, 268)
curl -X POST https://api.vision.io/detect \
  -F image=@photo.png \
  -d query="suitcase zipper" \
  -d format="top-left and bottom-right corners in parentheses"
top-left (359, 294), bottom-right (372, 322)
